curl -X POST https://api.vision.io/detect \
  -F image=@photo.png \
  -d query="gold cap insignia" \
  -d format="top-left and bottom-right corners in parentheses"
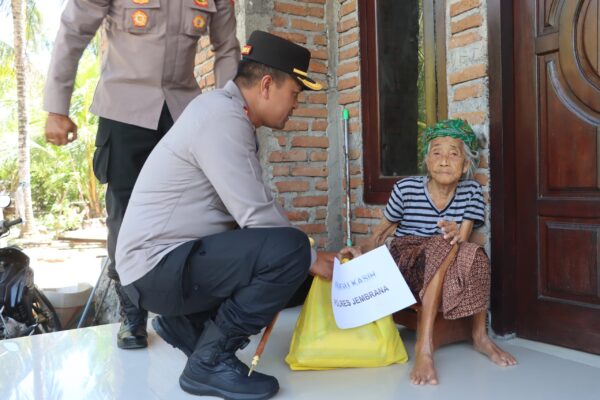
top-left (131, 10), bottom-right (149, 28)
top-left (192, 15), bottom-right (206, 29)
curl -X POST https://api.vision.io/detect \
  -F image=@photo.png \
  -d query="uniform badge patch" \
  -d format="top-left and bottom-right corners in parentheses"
top-left (131, 10), bottom-right (149, 27)
top-left (194, 0), bottom-right (209, 8)
top-left (132, 0), bottom-right (150, 4)
top-left (192, 15), bottom-right (206, 29)
top-left (241, 45), bottom-right (252, 55)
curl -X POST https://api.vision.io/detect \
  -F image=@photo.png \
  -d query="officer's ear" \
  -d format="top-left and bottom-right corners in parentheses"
top-left (259, 74), bottom-right (274, 100)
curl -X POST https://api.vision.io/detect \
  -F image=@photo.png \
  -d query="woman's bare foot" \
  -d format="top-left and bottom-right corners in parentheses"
top-left (473, 334), bottom-right (517, 367)
top-left (411, 349), bottom-right (438, 385)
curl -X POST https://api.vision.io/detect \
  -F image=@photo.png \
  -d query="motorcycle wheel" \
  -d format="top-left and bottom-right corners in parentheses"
top-left (31, 287), bottom-right (62, 333)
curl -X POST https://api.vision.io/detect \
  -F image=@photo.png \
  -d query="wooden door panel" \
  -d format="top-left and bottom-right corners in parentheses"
top-left (540, 218), bottom-right (600, 305)
top-left (515, 0), bottom-right (600, 354)
top-left (540, 57), bottom-right (599, 191)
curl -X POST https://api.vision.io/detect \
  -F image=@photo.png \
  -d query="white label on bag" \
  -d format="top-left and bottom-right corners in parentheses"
top-left (331, 245), bottom-right (416, 329)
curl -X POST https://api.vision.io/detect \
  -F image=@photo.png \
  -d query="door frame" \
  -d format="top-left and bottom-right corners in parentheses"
top-left (488, 0), bottom-right (517, 335)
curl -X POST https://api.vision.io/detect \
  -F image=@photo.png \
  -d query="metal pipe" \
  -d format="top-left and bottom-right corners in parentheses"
top-left (342, 108), bottom-right (352, 247)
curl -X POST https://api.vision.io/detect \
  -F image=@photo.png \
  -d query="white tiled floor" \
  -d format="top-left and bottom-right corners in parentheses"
top-left (1, 307), bottom-right (599, 400)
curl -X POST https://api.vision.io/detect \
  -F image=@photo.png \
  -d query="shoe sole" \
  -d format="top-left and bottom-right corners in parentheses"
top-left (152, 317), bottom-right (193, 357)
top-left (179, 373), bottom-right (279, 400)
top-left (117, 337), bottom-right (147, 350)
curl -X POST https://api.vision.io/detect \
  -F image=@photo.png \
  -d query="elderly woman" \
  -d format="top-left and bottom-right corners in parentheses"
top-left (346, 119), bottom-right (516, 385)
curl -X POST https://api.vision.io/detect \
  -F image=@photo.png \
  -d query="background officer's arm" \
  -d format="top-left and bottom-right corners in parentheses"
top-left (209, 0), bottom-right (241, 88)
top-left (44, 0), bottom-right (109, 145)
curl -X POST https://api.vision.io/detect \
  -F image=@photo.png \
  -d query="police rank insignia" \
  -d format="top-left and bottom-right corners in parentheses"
top-left (192, 15), bottom-right (206, 29)
top-left (131, 10), bottom-right (149, 27)
top-left (241, 45), bottom-right (252, 55)
top-left (194, 0), bottom-right (209, 8)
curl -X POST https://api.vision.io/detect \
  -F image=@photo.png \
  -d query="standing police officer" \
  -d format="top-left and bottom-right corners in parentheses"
top-left (116, 31), bottom-right (337, 399)
top-left (43, 0), bottom-right (240, 349)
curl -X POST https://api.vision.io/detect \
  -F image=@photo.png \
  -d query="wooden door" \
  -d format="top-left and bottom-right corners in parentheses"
top-left (514, 0), bottom-right (600, 354)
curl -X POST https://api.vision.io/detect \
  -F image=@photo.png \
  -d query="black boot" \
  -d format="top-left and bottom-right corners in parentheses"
top-left (152, 315), bottom-right (201, 357)
top-left (179, 320), bottom-right (279, 400)
top-left (116, 283), bottom-right (148, 349)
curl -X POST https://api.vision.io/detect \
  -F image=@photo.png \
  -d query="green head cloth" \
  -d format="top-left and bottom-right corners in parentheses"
top-left (421, 119), bottom-right (478, 158)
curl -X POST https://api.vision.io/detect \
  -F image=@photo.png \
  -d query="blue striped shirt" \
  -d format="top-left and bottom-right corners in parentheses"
top-left (383, 176), bottom-right (485, 237)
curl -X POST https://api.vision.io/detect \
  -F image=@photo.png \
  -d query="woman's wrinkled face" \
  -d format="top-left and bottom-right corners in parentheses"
top-left (425, 136), bottom-right (468, 185)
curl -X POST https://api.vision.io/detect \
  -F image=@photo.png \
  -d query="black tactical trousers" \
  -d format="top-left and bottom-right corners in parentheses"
top-left (123, 227), bottom-right (312, 337)
top-left (93, 105), bottom-right (173, 320)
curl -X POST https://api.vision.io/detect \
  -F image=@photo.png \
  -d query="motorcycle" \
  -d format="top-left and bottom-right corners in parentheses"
top-left (0, 194), bottom-right (61, 339)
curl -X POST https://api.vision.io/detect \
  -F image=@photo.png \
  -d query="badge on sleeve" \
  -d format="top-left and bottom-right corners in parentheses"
top-left (192, 15), bottom-right (206, 29)
top-left (131, 10), bottom-right (149, 28)
top-left (194, 0), bottom-right (209, 8)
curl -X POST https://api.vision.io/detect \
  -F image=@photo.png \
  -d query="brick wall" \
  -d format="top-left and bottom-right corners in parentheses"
top-left (446, 0), bottom-right (491, 251)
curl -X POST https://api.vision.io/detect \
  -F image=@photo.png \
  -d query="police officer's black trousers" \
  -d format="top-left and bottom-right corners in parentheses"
top-left (93, 105), bottom-right (173, 321)
top-left (123, 227), bottom-right (311, 338)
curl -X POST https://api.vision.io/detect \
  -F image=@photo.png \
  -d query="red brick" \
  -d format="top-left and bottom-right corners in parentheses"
top-left (337, 60), bottom-right (359, 76)
top-left (314, 34), bottom-right (327, 46)
top-left (308, 6), bottom-right (325, 18)
top-left (286, 210), bottom-right (310, 221)
top-left (315, 208), bottom-right (327, 220)
top-left (272, 166), bottom-right (290, 176)
top-left (276, 181), bottom-right (309, 193)
top-left (342, 177), bottom-right (363, 189)
top-left (453, 82), bottom-right (484, 101)
top-left (338, 76), bottom-right (359, 91)
top-left (272, 16), bottom-right (288, 28)
top-left (292, 166), bottom-right (328, 177)
top-left (282, 120), bottom-right (309, 132)
top-left (452, 111), bottom-right (486, 125)
top-left (346, 105), bottom-right (360, 118)
top-left (448, 64), bottom-right (487, 85)
top-left (298, 223), bottom-right (327, 234)
top-left (451, 13), bottom-right (483, 34)
top-left (310, 151), bottom-right (328, 162)
top-left (268, 150), bottom-right (307, 162)
top-left (292, 136), bottom-right (329, 148)
top-left (349, 122), bottom-right (360, 133)
top-left (315, 179), bottom-right (329, 191)
top-left (304, 0), bottom-right (325, 3)
top-left (450, 0), bottom-right (481, 17)
top-left (354, 207), bottom-right (383, 219)
top-left (351, 222), bottom-right (370, 234)
top-left (312, 120), bottom-right (328, 131)
top-left (271, 31), bottom-right (307, 44)
top-left (311, 49), bottom-right (328, 60)
top-left (349, 149), bottom-right (361, 160)
top-left (339, 45), bottom-right (359, 61)
top-left (294, 107), bottom-right (328, 118)
top-left (449, 31), bottom-right (482, 49)
top-left (292, 18), bottom-right (326, 32)
top-left (339, 90), bottom-right (361, 105)
top-left (293, 196), bottom-right (328, 207)
top-left (349, 164), bottom-right (361, 175)
top-left (338, 18), bottom-right (358, 33)
top-left (340, 0), bottom-right (356, 17)
top-left (274, 1), bottom-right (307, 16)
top-left (307, 93), bottom-right (327, 104)
top-left (309, 60), bottom-right (328, 74)
top-left (339, 31), bottom-right (359, 47)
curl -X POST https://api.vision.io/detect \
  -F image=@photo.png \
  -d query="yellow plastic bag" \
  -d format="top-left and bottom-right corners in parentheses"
top-left (285, 277), bottom-right (408, 370)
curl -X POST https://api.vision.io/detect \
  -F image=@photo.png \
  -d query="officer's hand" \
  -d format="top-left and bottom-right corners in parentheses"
top-left (45, 113), bottom-right (78, 146)
top-left (309, 251), bottom-right (336, 281)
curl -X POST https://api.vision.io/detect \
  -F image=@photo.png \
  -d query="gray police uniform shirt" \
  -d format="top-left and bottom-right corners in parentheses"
top-left (116, 81), bottom-right (307, 285)
top-left (44, 0), bottom-right (240, 130)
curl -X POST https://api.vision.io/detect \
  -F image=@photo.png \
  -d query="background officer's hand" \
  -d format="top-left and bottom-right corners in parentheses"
top-left (309, 251), bottom-right (336, 281)
top-left (45, 113), bottom-right (78, 146)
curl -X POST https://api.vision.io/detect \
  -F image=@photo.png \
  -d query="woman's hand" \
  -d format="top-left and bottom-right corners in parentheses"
top-left (438, 220), bottom-right (461, 245)
top-left (336, 246), bottom-right (362, 262)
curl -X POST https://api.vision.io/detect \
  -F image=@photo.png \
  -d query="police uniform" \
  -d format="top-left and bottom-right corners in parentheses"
top-left (43, 0), bottom-right (240, 349)
top-left (116, 31), bottom-right (322, 399)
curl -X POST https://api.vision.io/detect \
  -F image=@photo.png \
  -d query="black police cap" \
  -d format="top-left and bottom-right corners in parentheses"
top-left (241, 30), bottom-right (323, 91)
